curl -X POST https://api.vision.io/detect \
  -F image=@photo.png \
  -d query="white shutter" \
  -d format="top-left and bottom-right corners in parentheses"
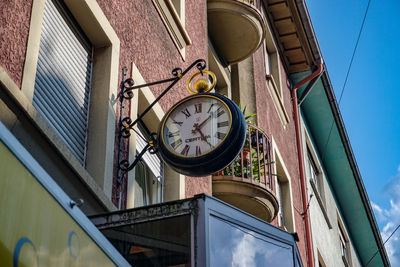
top-left (136, 128), bottom-right (163, 181)
top-left (33, 0), bottom-right (93, 165)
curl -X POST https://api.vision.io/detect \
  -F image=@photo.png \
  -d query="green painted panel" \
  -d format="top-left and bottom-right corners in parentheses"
top-left (292, 72), bottom-right (386, 266)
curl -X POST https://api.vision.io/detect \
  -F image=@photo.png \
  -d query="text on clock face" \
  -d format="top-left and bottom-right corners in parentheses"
top-left (163, 97), bottom-right (231, 157)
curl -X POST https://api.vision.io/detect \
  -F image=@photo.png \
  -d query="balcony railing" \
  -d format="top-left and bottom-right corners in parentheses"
top-left (214, 122), bottom-right (274, 192)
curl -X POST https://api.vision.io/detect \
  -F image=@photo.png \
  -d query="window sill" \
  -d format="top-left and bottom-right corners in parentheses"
top-left (310, 178), bottom-right (332, 229)
top-left (152, 0), bottom-right (192, 59)
top-left (266, 74), bottom-right (289, 128)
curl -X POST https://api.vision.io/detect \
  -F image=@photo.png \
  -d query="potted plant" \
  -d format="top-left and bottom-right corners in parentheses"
top-left (213, 104), bottom-right (277, 181)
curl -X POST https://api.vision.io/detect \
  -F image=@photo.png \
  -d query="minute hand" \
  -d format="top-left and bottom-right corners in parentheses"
top-left (197, 115), bottom-right (211, 129)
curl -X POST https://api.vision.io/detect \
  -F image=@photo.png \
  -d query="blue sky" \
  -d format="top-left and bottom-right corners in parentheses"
top-left (306, 0), bottom-right (400, 264)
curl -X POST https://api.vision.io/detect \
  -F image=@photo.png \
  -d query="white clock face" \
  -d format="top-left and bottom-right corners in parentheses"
top-left (162, 96), bottom-right (232, 157)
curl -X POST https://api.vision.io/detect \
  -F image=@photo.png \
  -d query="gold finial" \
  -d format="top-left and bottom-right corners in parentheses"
top-left (187, 70), bottom-right (217, 94)
top-left (194, 79), bottom-right (209, 92)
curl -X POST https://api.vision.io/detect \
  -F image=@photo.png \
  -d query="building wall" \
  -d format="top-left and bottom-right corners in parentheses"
top-left (0, 1), bottom-right (33, 88)
top-left (0, 0), bottom-right (208, 212)
top-left (95, 0), bottom-right (209, 205)
top-left (253, 46), bottom-right (309, 265)
top-left (0, 1), bottom-right (324, 266)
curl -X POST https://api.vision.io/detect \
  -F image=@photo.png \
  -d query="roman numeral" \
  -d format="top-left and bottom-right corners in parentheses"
top-left (195, 103), bottom-right (202, 114)
top-left (181, 108), bottom-right (191, 118)
top-left (168, 131), bottom-right (180, 138)
top-left (171, 139), bottom-right (182, 150)
top-left (216, 132), bottom-right (226, 140)
top-left (217, 121), bottom-right (229, 127)
top-left (216, 106), bottom-right (225, 117)
top-left (196, 146), bottom-right (202, 156)
top-left (207, 103), bottom-right (215, 113)
top-left (172, 120), bottom-right (183, 126)
top-left (181, 144), bottom-right (190, 156)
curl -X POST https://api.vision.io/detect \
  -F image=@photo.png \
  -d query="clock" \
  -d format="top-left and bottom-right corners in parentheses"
top-left (157, 93), bottom-right (246, 176)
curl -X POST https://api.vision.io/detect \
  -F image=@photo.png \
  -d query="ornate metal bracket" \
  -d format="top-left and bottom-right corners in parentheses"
top-left (119, 133), bottom-right (158, 173)
top-left (117, 59), bottom-right (207, 175)
top-left (120, 59), bottom-right (206, 136)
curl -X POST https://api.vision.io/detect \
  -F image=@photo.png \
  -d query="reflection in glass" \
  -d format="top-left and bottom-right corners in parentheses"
top-left (106, 215), bottom-right (191, 266)
top-left (209, 215), bottom-right (294, 267)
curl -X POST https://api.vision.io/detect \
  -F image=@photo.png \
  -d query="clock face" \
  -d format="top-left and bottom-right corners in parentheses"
top-left (161, 95), bottom-right (232, 157)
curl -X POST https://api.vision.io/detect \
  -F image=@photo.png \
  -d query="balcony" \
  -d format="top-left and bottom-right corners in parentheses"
top-left (212, 123), bottom-right (279, 222)
top-left (208, 0), bottom-right (265, 65)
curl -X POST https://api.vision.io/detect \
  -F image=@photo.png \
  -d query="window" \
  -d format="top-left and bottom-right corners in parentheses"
top-left (307, 147), bottom-right (320, 192)
top-left (307, 146), bottom-right (324, 203)
top-left (263, 41), bottom-right (282, 98)
top-left (276, 173), bottom-right (294, 232)
top-left (277, 179), bottom-right (286, 227)
top-left (22, 0), bottom-right (120, 199)
top-left (261, 4), bottom-right (289, 127)
top-left (152, 0), bottom-right (191, 58)
top-left (133, 123), bottom-right (164, 207)
top-left (274, 143), bottom-right (295, 232)
top-left (210, 215), bottom-right (294, 266)
top-left (303, 129), bottom-right (332, 228)
top-left (125, 62), bottom-right (185, 207)
top-left (263, 41), bottom-right (271, 76)
top-left (33, 0), bottom-right (93, 165)
top-left (338, 221), bottom-right (351, 266)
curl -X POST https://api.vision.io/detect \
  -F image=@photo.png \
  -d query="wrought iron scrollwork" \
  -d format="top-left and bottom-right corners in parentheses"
top-left (120, 117), bottom-right (133, 138)
top-left (119, 59), bottom-right (206, 137)
top-left (119, 132), bottom-right (158, 172)
top-left (117, 59), bottom-right (207, 175)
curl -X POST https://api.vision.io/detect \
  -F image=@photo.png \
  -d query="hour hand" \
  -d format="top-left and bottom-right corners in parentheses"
top-left (192, 124), bottom-right (213, 148)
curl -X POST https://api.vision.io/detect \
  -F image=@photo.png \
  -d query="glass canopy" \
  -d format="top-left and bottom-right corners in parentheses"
top-left (90, 194), bottom-right (303, 267)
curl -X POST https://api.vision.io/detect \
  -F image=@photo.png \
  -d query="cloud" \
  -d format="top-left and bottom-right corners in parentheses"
top-left (231, 228), bottom-right (293, 266)
top-left (372, 165), bottom-right (400, 266)
top-left (371, 202), bottom-right (388, 222)
top-left (232, 234), bottom-right (257, 267)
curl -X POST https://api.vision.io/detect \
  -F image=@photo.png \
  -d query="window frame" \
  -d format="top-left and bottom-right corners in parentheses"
top-left (338, 218), bottom-right (352, 267)
top-left (20, 0), bottom-right (120, 206)
top-left (33, 0), bottom-right (95, 166)
top-left (126, 62), bottom-right (185, 209)
top-left (133, 122), bottom-right (164, 207)
top-left (301, 123), bottom-right (332, 229)
top-left (152, 0), bottom-right (192, 59)
top-left (260, 4), bottom-right (289, 127)
top-left (307, 146), bottom-right (322, 196)
top-left (305, 143), bottom-right (325, 204)
top-left (272, 137), bottom-right (296, 233)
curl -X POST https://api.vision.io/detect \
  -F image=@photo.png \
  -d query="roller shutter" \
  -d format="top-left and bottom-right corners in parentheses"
top-left (33, 0), bottom-right (93, 165)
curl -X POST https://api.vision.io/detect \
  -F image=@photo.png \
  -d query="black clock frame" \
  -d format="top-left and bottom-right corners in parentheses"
top-left (157, 93), bottom-right (246, 177)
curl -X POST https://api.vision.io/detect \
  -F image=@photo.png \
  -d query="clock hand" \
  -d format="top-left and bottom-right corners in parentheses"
top-left (197, 115), bottom-right (211, 129)
top-left (192, 124), bottom-right (213, 148)
top-left (191, 115), bottom-right (211, 135)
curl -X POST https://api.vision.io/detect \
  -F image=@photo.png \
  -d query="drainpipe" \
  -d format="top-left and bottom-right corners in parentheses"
top-left (291, 63), bottom-right (324, 267)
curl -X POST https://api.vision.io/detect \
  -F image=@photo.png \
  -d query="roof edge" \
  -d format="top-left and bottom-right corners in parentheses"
top-left (319, 72), bottom-right (390, 266)
top-left (293, 0), bottom-right (323, 65)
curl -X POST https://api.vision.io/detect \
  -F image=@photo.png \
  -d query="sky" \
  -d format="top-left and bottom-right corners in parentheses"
top-left (305, 0), bottom-right (400, 265)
